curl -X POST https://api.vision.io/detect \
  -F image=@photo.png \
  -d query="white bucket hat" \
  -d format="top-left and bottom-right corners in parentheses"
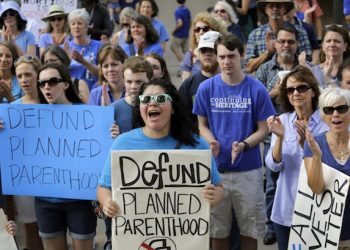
top-left (0, 0), bottom-right (27, 21)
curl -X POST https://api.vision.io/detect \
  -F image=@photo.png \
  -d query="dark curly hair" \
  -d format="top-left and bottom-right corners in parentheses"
top-left (132, 79), bottom-right (199, 146)
top-left (278, 65), bottom-right (320, 113)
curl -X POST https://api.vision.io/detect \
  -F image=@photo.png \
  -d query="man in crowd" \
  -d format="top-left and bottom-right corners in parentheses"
top-left (244, 0), bottom-right (311, 73)
top-left (255, 24), bottom-right (300, 245)
top-left (193, 34), bottom-right (275, 250)
top-left (179, 30), bottom-right (220, 124)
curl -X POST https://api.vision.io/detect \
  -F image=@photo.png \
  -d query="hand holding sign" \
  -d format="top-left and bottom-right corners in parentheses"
top-left (0, 209), bottom-right (17, 250)
top-left (102, 198), bottom-right (120, 218)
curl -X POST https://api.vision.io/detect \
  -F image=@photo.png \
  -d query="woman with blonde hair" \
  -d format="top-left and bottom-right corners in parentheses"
top-left (180, 11), bottom-right (226, 81)
top-left (39, 5), bottom-right (69, 56)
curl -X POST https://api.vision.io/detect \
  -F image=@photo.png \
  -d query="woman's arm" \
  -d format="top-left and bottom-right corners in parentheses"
top-left (97, 186), bottom-right (120, 218)
top-left (304, 129), bottom-right (325, 194)
top-left (202, 183), bottom-right (224, 208)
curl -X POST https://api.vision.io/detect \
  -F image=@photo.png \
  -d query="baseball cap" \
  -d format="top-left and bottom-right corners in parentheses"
top-left (197, 31), bottom-right (220, 51)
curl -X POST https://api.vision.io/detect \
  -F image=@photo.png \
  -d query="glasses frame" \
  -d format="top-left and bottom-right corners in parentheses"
top-left (139, 94), bottom-right (173, 105)
top-left (286, 85), bottom-right (311, 95)
top-left (323, 105), bottom-right (350, 115)
top-left (2, 9), bottom-right (17, 18)
top-left (14, 55), bottom-right (35, 67)
top-left (38, 77), bottom-right (63, 88)
top-left (214, 9), bottom-right (226, 14)
top-left (49, 16), bottom-right (64, 22)
top-left (276, 39), bottom-right (297, 46)
top-left (194, 26), bottom-right (210, 33)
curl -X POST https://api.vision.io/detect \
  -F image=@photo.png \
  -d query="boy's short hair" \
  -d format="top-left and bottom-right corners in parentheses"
top-left (215, 33), bottom-right (244, 56)
top-left (123, 56), bottom-right (153, 81)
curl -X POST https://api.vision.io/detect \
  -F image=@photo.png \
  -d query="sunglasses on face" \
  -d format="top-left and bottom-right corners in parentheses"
top-left (14, 55), bottom-right (35, 67)
top-left (199, 47), bottom-right (215, 54)
top-left (323, 105), bottom-right (350, 115)
top-left (121, 23), bottom-right (129, 28)
top-left (2, 9), bottom-right (17, 18)
top-left (38, 77), bottom-right (63, 88)
top-left (139, 94), bottom-right (173, 105)
top-left (286, 85), bottom-right (311, 95)
top-left (214, 9), bottom-right (226, 14)
top-left (50, 16), bottom-right (64, 22)
top-left (194, 26), bottom-right (210, 33)
top-left (276, 39), bottom-right (296, 45)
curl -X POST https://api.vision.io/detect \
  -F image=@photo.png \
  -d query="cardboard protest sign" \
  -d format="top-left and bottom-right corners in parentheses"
top-left (0, 104), bottom-right (114, 200)
top-left (0, 209), bottom-right (17, 250)
top-left (288, 161), bottom-right (350, 250)
top-left (111, 150), bottom-right (211, 250)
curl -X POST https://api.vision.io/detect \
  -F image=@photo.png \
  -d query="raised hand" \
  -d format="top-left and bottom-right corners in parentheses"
top-left (267, 115), bottom-right (284, 138)
top-left (305, 129), bottom-right (321, 157)
top-left (210, 140), bottom-right (220, 157)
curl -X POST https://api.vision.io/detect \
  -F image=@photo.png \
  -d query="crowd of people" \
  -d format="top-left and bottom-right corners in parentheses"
top-left (1, 0), bottom-right (350, 250)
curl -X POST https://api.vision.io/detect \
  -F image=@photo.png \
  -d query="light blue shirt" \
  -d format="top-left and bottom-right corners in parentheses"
top-left (265, 110), bottom-right (328, 227)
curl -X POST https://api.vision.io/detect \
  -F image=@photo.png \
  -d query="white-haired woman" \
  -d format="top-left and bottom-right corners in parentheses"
top-left (213, 1), bottom-right (245, 43)
top-left (305, 88), bottom-right (350, 247)
top-left (66, 8), bottom-right (101, 90)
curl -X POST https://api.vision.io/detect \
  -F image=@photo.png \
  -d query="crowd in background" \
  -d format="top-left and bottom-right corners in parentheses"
top-left (1, 0), bottom-right (350, 250)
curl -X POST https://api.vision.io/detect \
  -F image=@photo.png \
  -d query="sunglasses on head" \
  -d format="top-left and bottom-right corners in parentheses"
top-left (194, 26), bottom-right (210, 33)
top-left (2, 9), bottom-right (17, 18)
top-left (286, 85), bottom-right (310, 95)
top-left (50, 16), bottom-right (64, 22)
top-left (38, 77), bottom-right (63, 88)
top-left (214, 9), bottom-right (226, 14)
top-left (323, 105), bottom-right (350, 115)
top-left (139, 94), bottom-right (173, 105)
top-left (14, 55), bottom-right (35, 67)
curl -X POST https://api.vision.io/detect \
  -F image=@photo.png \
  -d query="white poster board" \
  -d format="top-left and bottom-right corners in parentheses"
top-left (111, 150), bottom-right (211, 250)
top-left (288, 161), bottom-right (350, 249)
top-left (0, 209), bottom-right (17, 250)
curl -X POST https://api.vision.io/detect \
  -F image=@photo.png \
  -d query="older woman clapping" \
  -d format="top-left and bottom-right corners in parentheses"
top-left (305, 88), bottom-right (350, 247)
top-left (265, 65), bottom-right (328, 250)
top-left (66, 9), bottom-right (101, 90)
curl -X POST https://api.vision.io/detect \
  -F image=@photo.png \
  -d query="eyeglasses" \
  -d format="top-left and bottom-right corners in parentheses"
top-left (323, 105), bottom-right (350, 115)
top-left (199, 47), bottom-right (215, 54)
top-left (38, 77), bottom-right (63, 88)
top-left (121, 23), bottom-right (129, 28)
top-left (214, 9), bottom-right (226, 14)
top-left (194, 26), bottom-right (210, 33)
top-left (50, 16), bottom-right (64, 22)
top-left (286, 85), bottom-right (310, 95)
top-left (139, 94), bottom-right (173, 105)
top-left (14, 55), bottom-right (35, 67)
top-left (276, 39), bottom-right (296, 45)
top-left (2, 9), bottom-right (17, 18)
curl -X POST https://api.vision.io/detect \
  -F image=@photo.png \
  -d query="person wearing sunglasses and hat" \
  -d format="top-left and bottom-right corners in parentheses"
top-left (0, 0), bottom-right (36, 56)
top-left (266, 65), bottom-right (327, 250)
top-left (39, 5), bottom-right (70, 57)
top-left (304, 87), bottom-right (350, 249)
top-left (244, 0), bottom-right (312, 73)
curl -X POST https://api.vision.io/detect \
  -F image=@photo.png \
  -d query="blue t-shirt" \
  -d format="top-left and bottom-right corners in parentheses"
top-left (304, 132), bottom-right (350, 241)
top-left (88, 85), bottom-right (124, 106)
top-left (193, 74), bottom-right (276, 171)
top-left (151, 18), bottom-right (169, 43)
top-left (38, 33), bottom-right (70, 49)
top-left (98, 128), bottom-right (221, 188)
top-left (173, 5), bottom-right (191, 38)
top-left (68, 39), bottom-right (101, 90)
top-left (120, 42), bottom-right (163, 57)
top-left (14, 30), bottom-right (35, 54)
top-left (111, 98), bottom-right (133, 134)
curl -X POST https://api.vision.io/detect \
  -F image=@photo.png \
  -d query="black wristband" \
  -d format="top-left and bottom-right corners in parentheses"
top-left (242, 141), bottom-right (250, 151)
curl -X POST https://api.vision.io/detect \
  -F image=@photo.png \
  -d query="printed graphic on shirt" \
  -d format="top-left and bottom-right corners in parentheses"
top-left (210, 95), bottom-right (252, 112)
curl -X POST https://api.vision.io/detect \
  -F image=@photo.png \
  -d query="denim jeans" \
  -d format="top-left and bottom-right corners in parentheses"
top-left (274, 222), bottom-right (290, 250)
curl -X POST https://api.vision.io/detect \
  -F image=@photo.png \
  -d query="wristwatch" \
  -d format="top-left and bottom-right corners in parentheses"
top-left (242, 141), bottom-right (250, 151)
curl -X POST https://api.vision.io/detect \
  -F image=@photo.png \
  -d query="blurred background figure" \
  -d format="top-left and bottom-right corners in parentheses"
top-left (170, 0), bottom-right (191, 64)
top-left (111, 7), bottom-right (136, 49)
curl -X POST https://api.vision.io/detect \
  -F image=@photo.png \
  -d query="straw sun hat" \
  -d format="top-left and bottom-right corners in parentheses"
top-left (41, 5), bottom-right (68, 22)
